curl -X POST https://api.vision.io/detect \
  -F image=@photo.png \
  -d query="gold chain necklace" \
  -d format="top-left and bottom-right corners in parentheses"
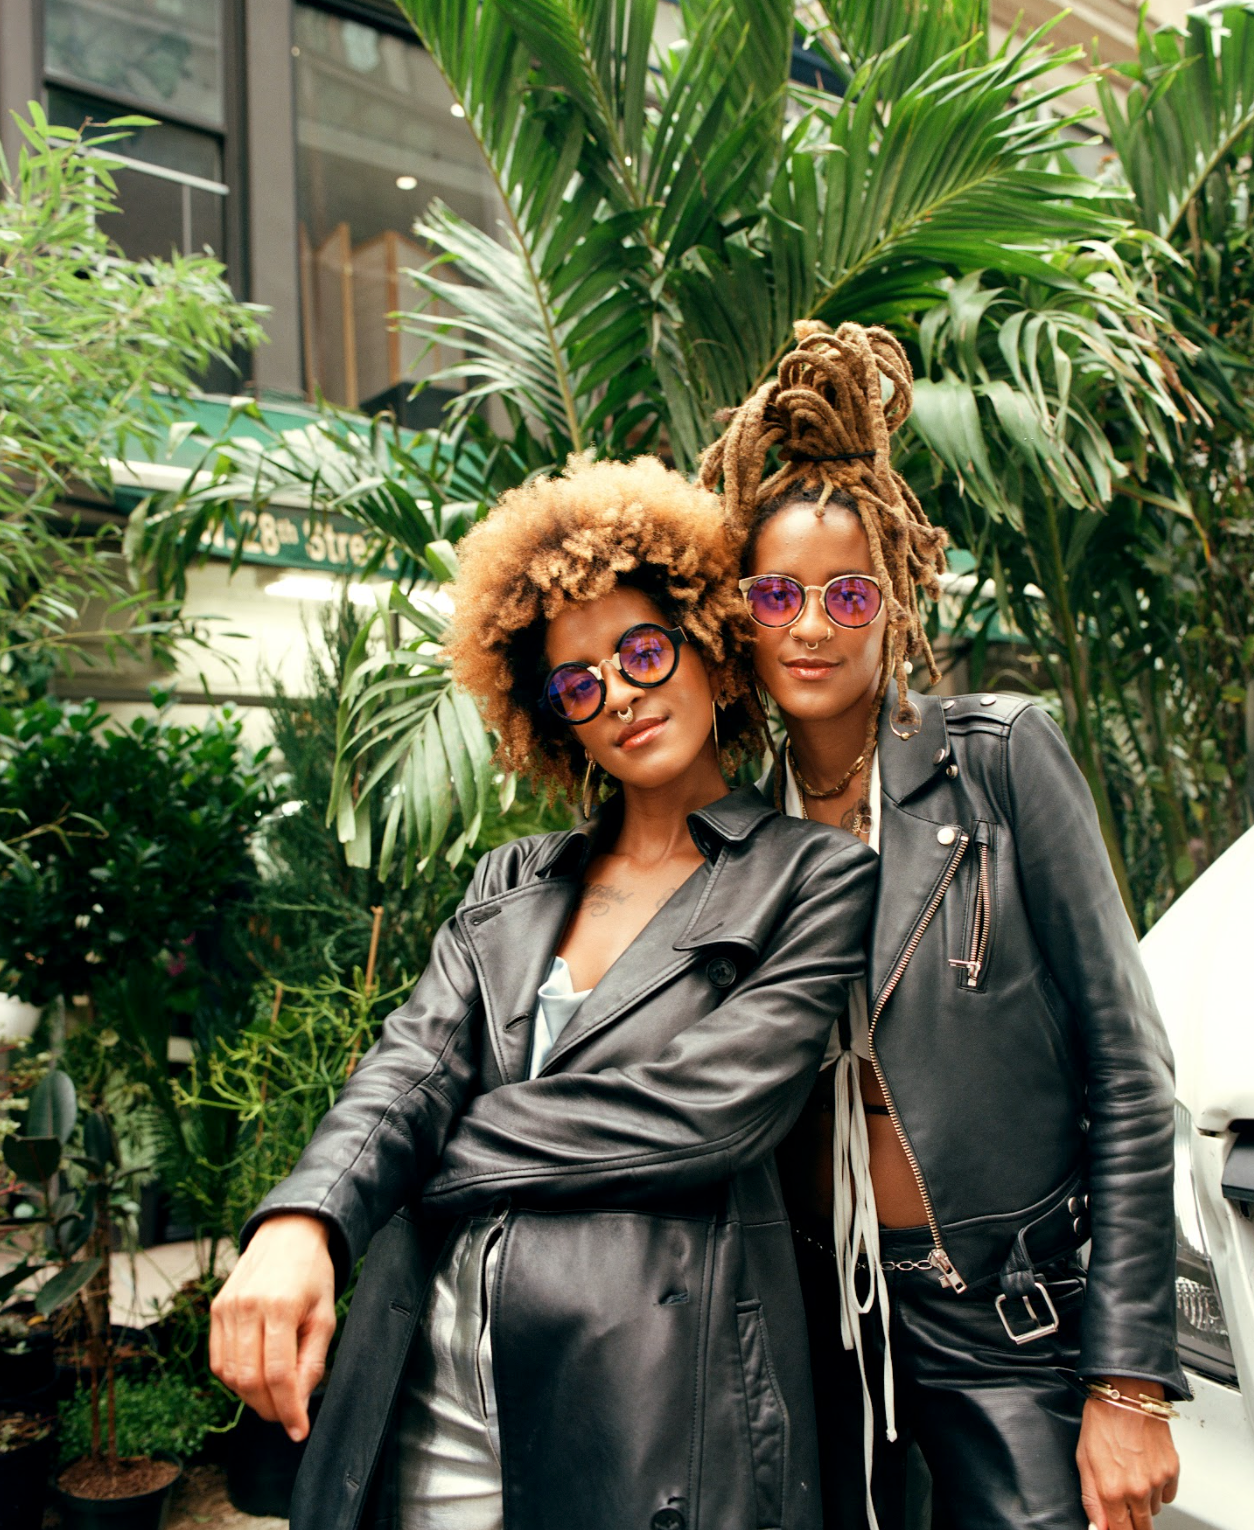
top-left (786, 739), bottom-right (865, 801)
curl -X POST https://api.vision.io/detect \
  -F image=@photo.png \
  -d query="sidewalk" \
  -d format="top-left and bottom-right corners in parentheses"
top-left (110, 1237), bottom-right (236, 1327)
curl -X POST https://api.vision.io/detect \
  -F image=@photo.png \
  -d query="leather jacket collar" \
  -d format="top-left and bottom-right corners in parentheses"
top-left (534, 783), bottom-right (776, 879)
top-left (876, 688), bottom-right (953, 805)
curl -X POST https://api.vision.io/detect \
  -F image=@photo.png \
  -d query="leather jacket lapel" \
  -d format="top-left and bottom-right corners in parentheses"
top-left (869, 804), bottom-right (967, 1012)
top-left (460, 876), bottom-right (582, 1085)
top-left (537, 864), bottom-right (709, 1076)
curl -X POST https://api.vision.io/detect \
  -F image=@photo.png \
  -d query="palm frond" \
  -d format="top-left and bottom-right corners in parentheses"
top-left (1101, 2), bottom-right (1254, 241)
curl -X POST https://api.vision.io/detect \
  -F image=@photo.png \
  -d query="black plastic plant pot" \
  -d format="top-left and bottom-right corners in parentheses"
top-left (0, 1315), bottom-right (57, 1409)
top-left (54, 1454), bottom-right (182, 1530)
top-left (226, 1394), bottom-right (322, 1518)
top-left (0, 1424), bottom-right (55, 1530)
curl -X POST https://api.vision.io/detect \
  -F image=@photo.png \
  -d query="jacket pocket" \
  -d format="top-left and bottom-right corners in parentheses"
top-left (735, 1300), bottom-right (788, 1529)
top-left (953, 821), bottom-right (994, 992)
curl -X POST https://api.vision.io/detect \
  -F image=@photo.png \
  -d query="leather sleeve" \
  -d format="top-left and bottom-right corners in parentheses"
top-left (421, 837), bottom-right (877, 1211)
top-left (1006, 704), bottom-right (1188, 1397)
top-left (238, 852), bottom-right (495, 1292)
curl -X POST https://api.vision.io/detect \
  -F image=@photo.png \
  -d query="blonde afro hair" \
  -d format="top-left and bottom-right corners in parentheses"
top-left (447, 454), bottom-right (764, 799)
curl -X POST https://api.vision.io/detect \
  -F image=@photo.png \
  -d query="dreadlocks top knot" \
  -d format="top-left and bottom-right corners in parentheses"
top-left (698, 319), bottom-right (949, 742)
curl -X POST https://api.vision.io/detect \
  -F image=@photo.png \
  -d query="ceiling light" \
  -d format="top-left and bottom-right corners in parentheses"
top-left (395, 174), bottom-right (418, 191)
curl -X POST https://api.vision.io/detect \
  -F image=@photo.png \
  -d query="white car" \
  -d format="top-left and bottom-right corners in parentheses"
top-left (1140, 824), bottom-right (1254, 1528)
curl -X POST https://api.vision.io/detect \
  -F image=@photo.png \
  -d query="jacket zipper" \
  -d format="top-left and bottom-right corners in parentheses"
top-left (867, 832), bottom-right (969, 1292)
top-left (949, 835), bottom-right (991, 989)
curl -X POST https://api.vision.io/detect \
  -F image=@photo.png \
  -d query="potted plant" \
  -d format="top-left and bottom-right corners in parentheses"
top-left (1, 1064), bottom-right (101, 1529)
top-left (50, 1101), bottom-right (183, 1529)
top-left (0, 1410), bottom-right (56, 1530)
top-left (56, 1370), bottom-right (220, 1525)
top-left (1, 1065), bottom-right (100, 1410)
top-left (178, 976), bottom-right (395, 1515)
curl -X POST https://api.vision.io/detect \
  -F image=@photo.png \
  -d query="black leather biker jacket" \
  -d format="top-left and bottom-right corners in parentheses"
top-left (786, 689), bottom-right (1187, 1398)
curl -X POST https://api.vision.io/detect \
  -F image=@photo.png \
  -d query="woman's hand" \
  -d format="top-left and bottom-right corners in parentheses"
top-left (210, 1214), bottom-right (337, 1442)
top-left (1077, 1377), bottom-right (1180, 1530)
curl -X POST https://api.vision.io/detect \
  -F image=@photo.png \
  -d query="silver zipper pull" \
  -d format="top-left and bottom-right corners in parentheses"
top-left (928, 1248), bottom-right (967, 1292)
top-left (947, 956), bottom-right (981, 986)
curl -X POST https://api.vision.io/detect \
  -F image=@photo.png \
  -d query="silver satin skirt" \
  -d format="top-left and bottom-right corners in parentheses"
top-left (394, 1216), bottom-right (505, 1529)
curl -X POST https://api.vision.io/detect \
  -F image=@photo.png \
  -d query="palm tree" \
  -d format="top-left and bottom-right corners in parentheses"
top-left (141, 1), bottom-right (1254, 917)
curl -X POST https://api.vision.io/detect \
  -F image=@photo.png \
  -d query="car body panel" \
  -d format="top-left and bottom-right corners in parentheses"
top-left (1141, 826), bottom-right (1254, 1130)
top-left (1140, 825), bottom-right (1254, 1527)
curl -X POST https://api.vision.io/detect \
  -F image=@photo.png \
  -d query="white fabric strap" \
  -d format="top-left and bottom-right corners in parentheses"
top-left (833, 1049), bottom-right (896, 1530)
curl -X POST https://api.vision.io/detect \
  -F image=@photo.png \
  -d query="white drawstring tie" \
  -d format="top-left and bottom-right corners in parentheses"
top-left (833, 1049), bottom-right (896, 1530)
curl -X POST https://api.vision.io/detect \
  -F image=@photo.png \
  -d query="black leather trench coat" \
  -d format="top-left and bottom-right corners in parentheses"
top-left (243, 787), bottom-right (878, 1530)
top-left (772, 689), bottom-right (1187, 1397)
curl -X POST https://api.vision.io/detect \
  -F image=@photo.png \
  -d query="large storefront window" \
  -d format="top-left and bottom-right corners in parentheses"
top-left (45, 1), bottom-right (229, 267)
top-left (293, 5), bottom-right (497, 414)
top-left (45, 0), bottom-right (226, 126)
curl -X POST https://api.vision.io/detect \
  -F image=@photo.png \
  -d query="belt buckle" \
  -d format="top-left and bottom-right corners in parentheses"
top-left (995, 1282), bottom-right (1060, 1345)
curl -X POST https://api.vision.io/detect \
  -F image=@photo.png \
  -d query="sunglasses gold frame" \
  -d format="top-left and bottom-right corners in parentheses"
top-left (738, 573), bottom-right (884, 630)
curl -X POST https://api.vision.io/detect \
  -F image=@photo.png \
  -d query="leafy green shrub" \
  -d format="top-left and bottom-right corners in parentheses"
top-left (0, 695), bottom-right (273, 1009)
top-left (57, 1374), bottom-right (219, 1465)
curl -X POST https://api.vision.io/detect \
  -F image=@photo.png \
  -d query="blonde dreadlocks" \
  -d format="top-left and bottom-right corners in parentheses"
top-left (699, 320), bottom-right (948, 790)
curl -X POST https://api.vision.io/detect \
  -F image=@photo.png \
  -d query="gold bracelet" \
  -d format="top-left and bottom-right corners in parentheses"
top-left (1086, 1382), bottom-right (1179, 1421)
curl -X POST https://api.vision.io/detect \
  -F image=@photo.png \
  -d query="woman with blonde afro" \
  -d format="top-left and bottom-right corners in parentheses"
top-left (702, 322), bottom-right (1185, 1530)
top-left (210, 454), bottom-right (877, 1530)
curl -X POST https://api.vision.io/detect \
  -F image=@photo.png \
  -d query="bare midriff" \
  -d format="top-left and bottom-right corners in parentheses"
top-left (858, 1057), bottom-right (930, 1228)
top-left (777, 1057), bottom-right (930, 1230)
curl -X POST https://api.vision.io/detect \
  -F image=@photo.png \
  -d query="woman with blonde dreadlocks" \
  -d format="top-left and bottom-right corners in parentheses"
top-left (700, 322), bottom-right (1186, 1530)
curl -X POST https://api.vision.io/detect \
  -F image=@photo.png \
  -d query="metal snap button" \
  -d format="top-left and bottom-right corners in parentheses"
top-left (980, 694), bottom-right (998, 706)
top-left (946, 764), bottom-right (958, 778)
top-left (1072, 1216), bottom-right (1086, 1236)
top-left (942, 698), bottom-right (956, 710)
top-left (706, 956), bottom-right (737, 989)
top-left (932, 748), bottom-right (947, 765)
top-left (651, 1512), bottom-right (685, 1530)
top-left (1068, 1196), bottom-right (1081, 1214)
top-left (937, 825), bottom-right (957, 846)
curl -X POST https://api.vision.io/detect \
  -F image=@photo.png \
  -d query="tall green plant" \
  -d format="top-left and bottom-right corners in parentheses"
top-left (346, 0), bottom-right (1192, 885)
top-left (0, 107), bottom-right (263, 701)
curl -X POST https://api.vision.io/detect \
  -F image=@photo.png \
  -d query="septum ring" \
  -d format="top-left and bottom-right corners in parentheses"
top-left (803, 630), bottom-right (833, 651)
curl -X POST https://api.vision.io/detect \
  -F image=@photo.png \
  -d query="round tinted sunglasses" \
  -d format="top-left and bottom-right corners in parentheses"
top-left (540, 623), bottom-right (687, 725)
top-left (738, 573), bottom-right (883, 631)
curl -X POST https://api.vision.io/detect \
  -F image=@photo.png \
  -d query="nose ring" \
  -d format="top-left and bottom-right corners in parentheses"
top-left (616, 706), bottom-right (634, 723)
top-left (803, 628), bottom-right (833, 652)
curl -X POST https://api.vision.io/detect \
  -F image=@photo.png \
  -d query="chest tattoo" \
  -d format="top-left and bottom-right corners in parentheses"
top-left (582, 881), bottom-right (633, 918)
top-left (655, 886), bottom-right (681, 910)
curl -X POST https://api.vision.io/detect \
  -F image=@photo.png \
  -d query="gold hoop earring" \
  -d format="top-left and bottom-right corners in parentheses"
top-left (711, 698), bottom-right (720, 759)
top-left (581, 754), bottom-right (598, 819)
